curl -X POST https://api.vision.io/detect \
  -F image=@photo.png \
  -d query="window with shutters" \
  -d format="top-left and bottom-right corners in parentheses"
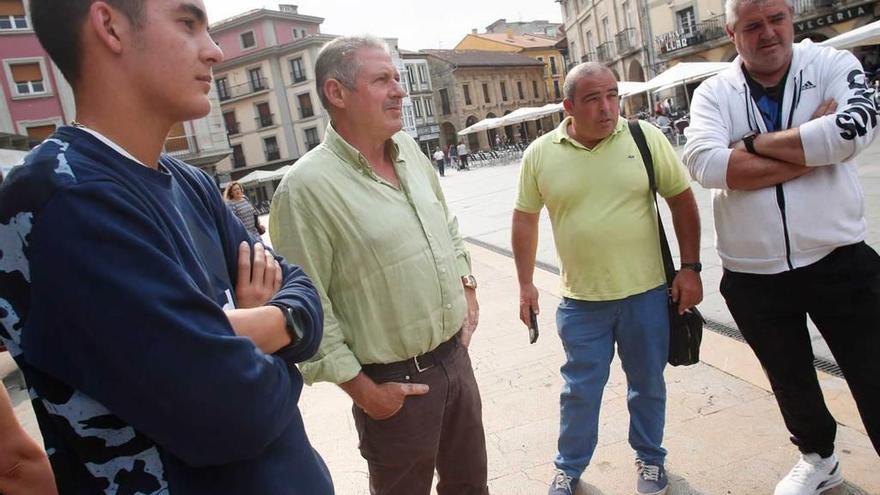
top-left (305, 127), bottom-right (320, 150)
top-left (532, 80), bottom-right (539, 99)
top-left (231, 144), bottom-right (246, 168)
top-left (439, 88), bottom-right (451, 114)
top-left (412, 98), bottom-right (422, 119)
top-left (9, 62), bottom-right (47, 96)
top-left (500, 81), bottom-right (508, 102)
top-left (164, 122), bottom-right (190, 153)
top-left (290, 57), bottom-right (306, 83)
top-left (297, 92), bottom-right (314, 118)
top-left (482, 83), bottom-right (490, 103)
top-left (25, 124), bottom-right (55, 145)
top-left (0, 0), bottom-right (27, 30)
top-left (263, 136), bottom-right (280, 161)
top-left (463, 84), bottom-right (472, 106)
top-left (240, 31), bottom-right (256, 49)
top-left (424, 97), bottom-right (434, 117)
top-left (223, 111), bottom-right (239, 135)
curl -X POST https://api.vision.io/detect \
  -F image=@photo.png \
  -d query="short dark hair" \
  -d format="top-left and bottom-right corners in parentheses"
top-left (29, 0), bottom-right (145, 86)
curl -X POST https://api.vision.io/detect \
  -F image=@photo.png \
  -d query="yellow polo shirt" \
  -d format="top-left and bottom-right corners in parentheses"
top-left (516, 116), bottom-right (690, 301)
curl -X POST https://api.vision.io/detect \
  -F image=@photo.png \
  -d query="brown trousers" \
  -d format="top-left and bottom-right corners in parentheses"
top-left (353, 339), bottom-right (489, 495)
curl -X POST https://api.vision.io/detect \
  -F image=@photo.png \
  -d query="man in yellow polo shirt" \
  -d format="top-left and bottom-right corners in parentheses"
top-left (512, 62), bottom-right (702, 495)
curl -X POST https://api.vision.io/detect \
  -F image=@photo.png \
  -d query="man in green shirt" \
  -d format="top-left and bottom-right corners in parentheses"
top-left (270, 36), bottom-right (487, 495)
top-left (512, 63), bottom-right (702, 495)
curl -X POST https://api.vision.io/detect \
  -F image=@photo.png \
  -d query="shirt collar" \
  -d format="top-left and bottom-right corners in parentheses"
top-left (323, 123), bottom-right (403, 176)
top-left (551, 115), bottom-right (626, 150)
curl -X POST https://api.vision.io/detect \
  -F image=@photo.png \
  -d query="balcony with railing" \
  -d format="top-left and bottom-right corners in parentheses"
top-left (615, 28), bottom-right (640, 56)
top-left (225, 121), bottom-right (241, 136)
top-left (218, 77), bottom-right (269, 102)
top-left (597, 41), bottom-right (616, 63)
top-left (163, 134), bottom-right (197, 159)
top-left (793, 0), bottom-right (834, 16)
top-left (656, 15), bottom-right (727, 56)
top-left (581, 52), bottom-right (597, 63)
top-left (255, 113), bottom-right (275, 128)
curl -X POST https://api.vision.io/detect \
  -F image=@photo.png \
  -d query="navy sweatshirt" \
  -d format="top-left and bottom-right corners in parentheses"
top-left (0, 127), bottom-right (334, 494)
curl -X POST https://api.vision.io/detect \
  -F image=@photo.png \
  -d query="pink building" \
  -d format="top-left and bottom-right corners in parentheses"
top-left (209, 4), bottom-right (331, 197)
top-left (0, 0), bottom-right (72, 150)
top-left (0, 0), bottom-right (230, 179)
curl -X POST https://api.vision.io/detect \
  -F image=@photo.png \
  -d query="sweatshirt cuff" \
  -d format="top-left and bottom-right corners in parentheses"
top-left (299, 346), bottom-right (361, 385)
top-left (799, 118), bottom-right (832, 166)
top-left (701, 147), bottom-right (732, 189)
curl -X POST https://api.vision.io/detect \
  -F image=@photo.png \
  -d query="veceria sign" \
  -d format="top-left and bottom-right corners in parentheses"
top-left (795, 4), bottom-right (872, 34)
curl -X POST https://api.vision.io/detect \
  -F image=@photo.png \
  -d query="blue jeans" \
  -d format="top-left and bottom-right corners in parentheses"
top-left (554, 285), bottom-right (669, 479)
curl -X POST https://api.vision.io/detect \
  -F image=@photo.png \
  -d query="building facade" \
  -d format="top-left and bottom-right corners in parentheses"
top-left (402, 51), bottom-right (442, 156)
top-left (423, 50), bottom-right (550, 151)
top-left (484, 18), bottom-right (562, 38)
top-left (387, 39), bottom-right (419, 142)
top-left (209, 5), bottom-right (331, 201)
top-left (652, 0), bottom-right (880, 65)
top-left (455, 32), bottom-right (567, 102)
top-left (648, 0), bottom-right (880, 108)
top-left (0, 0), bottom-right (230, 176)
top-left (558, 0), bottom-right (657, 113)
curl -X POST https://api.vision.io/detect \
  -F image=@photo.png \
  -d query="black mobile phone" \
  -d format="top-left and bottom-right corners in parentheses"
top-left (529, 308), bottom-right (539, 344)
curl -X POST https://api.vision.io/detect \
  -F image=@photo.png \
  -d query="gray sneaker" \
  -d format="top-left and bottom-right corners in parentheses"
top-left (636, 460), bottom-right (668, 495)
top-left (548, 468), bottom-right (575, 495)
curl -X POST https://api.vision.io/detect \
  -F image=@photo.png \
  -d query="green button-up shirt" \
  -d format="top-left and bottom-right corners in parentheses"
top-left (269, 125), bottom-right (472, 385)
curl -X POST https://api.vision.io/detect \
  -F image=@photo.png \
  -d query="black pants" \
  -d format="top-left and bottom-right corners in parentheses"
top-left (435, 159), bottom-right (445, 176)
top-left (720, 242), bottom-right (880, 457)
top-left (353, 339), bottom-right (489, 495)
top-left (459, 154), bottom-right (469, 170)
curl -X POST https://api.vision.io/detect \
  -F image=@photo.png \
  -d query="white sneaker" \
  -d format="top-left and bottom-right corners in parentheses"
top-left (774, 453), bottom-right (843, 495)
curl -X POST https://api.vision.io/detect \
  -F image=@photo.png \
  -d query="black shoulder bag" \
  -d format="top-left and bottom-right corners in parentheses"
top-left (628, 119), bottom-right (704, 366)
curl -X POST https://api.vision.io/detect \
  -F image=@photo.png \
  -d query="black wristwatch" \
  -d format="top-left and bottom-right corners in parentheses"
top-left (268, 302), bottom-right (304, 345)
top-left (680, 262), bottom-right (702, 273)
top-left (741, 131), bottom-right (759, 154)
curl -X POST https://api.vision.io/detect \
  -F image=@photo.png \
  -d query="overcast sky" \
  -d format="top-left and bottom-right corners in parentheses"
top-left (202, 1), bottom-right (563, 51)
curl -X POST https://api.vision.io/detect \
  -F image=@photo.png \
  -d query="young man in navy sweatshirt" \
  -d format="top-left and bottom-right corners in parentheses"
top-left (0, 1), bottom-right (333, 493)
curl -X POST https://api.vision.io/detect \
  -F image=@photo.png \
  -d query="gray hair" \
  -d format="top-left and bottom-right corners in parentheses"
top-left (563, 62), bottom-right (616, 101)
top-left (725, 0), bottom-right (794, 29)
top-left (315, 35), bottom-right (389, 110)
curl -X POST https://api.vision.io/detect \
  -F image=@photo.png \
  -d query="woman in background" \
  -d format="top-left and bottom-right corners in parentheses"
top-left (224, 181), bottom-right (264, 238)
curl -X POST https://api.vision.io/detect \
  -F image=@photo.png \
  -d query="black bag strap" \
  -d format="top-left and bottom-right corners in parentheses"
top-left (628, 119), bottom-right (676, 285)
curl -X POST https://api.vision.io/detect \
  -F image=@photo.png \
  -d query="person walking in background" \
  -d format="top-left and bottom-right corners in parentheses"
top-left (684, 0), bottom-right (880, 493)
top-left (433, 146), bottom-right (446, 176)
top-left (457, 141), bottom-right (470, 170)
top-left (448, 142), bottom-right (458, 170)
top-left (225, 180), bottom-right (265, 238)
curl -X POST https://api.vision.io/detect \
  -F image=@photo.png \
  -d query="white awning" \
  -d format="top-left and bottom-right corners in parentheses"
top-left (618, 80), bottom-right (651, 97)
top-left (821, 19), bottom-right (880, 49)
top-left (643, 62), bottom-right (731, 93)
top-left (238, 165), bottom-right (292, 186)
top-left (458, 117), bottom-right (506, 135)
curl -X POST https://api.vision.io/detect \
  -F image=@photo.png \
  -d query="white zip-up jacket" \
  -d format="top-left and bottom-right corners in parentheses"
top-left (684, 39), bottom-right (878, 274)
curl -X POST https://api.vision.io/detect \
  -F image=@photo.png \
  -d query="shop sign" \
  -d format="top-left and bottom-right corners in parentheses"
top-left (795, 4), bottom-right (871, 33)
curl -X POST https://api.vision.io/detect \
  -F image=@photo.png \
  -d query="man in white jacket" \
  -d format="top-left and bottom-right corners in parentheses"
top-left (684, 1), bottom-right (880, 494)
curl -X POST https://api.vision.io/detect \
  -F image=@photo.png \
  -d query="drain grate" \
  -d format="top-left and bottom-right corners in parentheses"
top-left (465, 237), bottom-right (845, 379)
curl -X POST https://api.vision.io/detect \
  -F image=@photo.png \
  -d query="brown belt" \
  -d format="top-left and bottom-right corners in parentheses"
top-left (361, 332), bottom-right (460, 381)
